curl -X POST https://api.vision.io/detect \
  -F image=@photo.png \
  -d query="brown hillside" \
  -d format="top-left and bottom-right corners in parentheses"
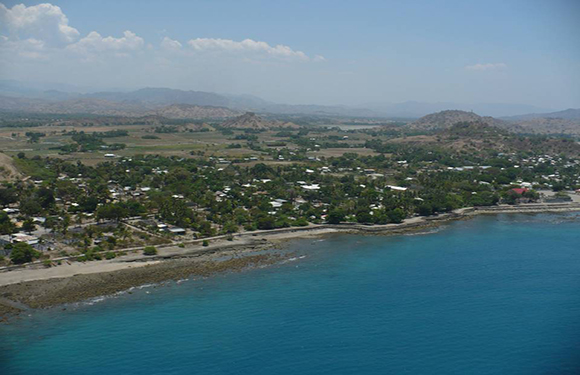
top-left (221, 112), bottom-right (298, 129)
top-left (408, 110), bottom-right (508, 131)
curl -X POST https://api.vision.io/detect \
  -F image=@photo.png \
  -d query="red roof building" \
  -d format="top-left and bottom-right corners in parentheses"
top-left (511, 188), bottom-right (528, 195)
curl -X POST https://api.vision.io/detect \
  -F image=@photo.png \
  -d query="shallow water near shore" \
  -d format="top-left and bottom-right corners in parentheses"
top-left (2, 213), bottom-right (580, 374)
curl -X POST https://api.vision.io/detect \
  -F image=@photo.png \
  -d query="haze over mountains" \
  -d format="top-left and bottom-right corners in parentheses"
top-left (0, 80), bottom-right (566, 119)
top-left (502, 108), bottom-right (580, 121)
top-left (0, 80), bottom-right (579, 134)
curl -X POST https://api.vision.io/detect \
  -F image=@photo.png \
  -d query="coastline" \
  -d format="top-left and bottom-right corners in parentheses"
top-left (1, 202), bottom-right (579, 318)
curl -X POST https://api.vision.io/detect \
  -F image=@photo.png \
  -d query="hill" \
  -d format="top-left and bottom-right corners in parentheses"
top-left (0, 95), bottom-right (148, 116)
top-left (0, 95), bottom-right (241, 119)
top-left (391, 120), bottom-right (580, 156)
top-left (362, 101), bottom-right (549, 118)
top-left (148, 104), bottom-right (240, 119)
top-left (0, 84), bottom-right (381, 117)
top-left (503, 108), bottom-right (580, 121)
top-left (0, 152), bottom-right (23, 181)
top-left (501, 108), bottom-right (580, 135)
top-left (88, 88), bottom-right (230, 107)
top-left (407, 110), bottom-right (507, 131)
top-left (220, 112), bottom-right (298, 129)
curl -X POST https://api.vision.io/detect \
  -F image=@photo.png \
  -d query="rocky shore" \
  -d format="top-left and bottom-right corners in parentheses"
top-left (1, 203), bottom-right (579, 320)
top-left (0, 248), bottom-right (283, 316)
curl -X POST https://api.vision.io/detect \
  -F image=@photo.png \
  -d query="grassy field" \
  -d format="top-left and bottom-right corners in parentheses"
top-left (0, 122), bottom-right (384, 168)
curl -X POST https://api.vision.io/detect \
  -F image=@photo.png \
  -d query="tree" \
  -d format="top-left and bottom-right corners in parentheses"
top-left (37, 188), bottom-right (55, 209)
top-left (417, 203), bottom-right (434, 216)
top-left (10, 242), bottom-right (40, 264)
top-left (143, 246), bottom-right (157, 256)
top-left (0, 212), bottom-right (15, 235)
top-left (327, 209), bottom-right (345, 224)
top-left (355, 209), bottom-right (373, 224)
top-left (96, 203), bottom-right (128, 222)
top-left (222, 221), bottom-right (238, 234)
top-left (387, 208), bottom-right (406, 224)
top-left (256, 215), bottom-right (275, 230)
top-left (0, 188), bottom-right (17, 206)
top-left (19, 199), bottom-right (42, 216)
top-left (22, 218), bottom-right (36, 233)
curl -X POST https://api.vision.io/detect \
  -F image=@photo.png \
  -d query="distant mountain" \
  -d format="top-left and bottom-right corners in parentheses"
top-left (87, 88), bottom-right (231, 107)
top-left (148, 104), bottom-right (240, 119)
top-left (0, 82), bottom-right (382, 117)
top-left (502, 108), bottom-right (580, 121)
top-left (221, 112), bottom-right (298, 129)
top-left (0, 80), bottom-right (571, 119)
top-left (0, 95), bottom-right (148, 116)
top-left (0, 79), bottom-right (90, 98)
top-left (253, 104), bottom-right (380, 117)
top-left (0, 95), bottom-right (240, 119)
top-left (407, 110), bottom-right (508, 131)
top-left (362, 101), bottom-right (551, 118)
top-left (501, 108), bottom-right (580, 135)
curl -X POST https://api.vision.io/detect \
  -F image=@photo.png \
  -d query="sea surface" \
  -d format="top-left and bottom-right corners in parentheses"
top-left (1, 213), bottom-right (580, 374)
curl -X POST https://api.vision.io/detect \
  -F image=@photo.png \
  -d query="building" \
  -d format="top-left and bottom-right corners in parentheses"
top-left (168, 227), bottom-right (186, 235)
top-left (511, 188), bottom-right (528, 195)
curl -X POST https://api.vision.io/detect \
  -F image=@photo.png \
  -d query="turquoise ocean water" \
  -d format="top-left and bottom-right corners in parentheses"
top-left (1, 213), bottom-right (580, 374)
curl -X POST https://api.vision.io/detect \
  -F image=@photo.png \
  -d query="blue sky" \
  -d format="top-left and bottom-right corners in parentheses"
top-left (1, 0), bottom-right (579, 108)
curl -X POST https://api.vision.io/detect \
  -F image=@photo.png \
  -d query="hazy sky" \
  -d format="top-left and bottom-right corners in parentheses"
top-left (1, 0), bottom-right (579, 108)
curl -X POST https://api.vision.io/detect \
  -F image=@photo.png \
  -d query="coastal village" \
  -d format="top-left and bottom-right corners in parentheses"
top-left (2, 2), bottom-right (580, 372)
top-left (1, 122), bottom-right (579, 269)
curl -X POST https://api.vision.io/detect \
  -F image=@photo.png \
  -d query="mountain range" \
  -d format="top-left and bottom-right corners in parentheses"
top-left (0, 80), bottom-right (570, 119)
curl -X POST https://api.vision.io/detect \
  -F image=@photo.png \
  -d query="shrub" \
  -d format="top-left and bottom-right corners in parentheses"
top-left (202, 240), bottom-right (209, 247)
top-left (143, 246), bottom-right (157, 256)
top-left (43, 259), bottom-right (52, 268)
top-left (104, 251), bottom-right (116, 260)
top-left (178, 243), bottom-right (185, 248)
top-left (9, 242), bottom-right (40, 264)
top-left (293, 217), bottom-right (309, 226)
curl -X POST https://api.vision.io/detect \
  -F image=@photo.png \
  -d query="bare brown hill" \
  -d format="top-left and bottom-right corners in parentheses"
top-left (148, 104), bottom-right (240, 119)
top-left (0, 95), bottom-right (241, 119)
top-left (508, 117), bottom-right (580, 135)
top-left (408, 110), bottom-right (509, 131)
top-left (0, 152), bottom-right (22, 181)
top-left (220, 112), bottom-right (299, 129)
top-left (393, 121), bottom-right (580, 156)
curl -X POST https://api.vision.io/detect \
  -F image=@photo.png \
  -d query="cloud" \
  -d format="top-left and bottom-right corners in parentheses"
top-left (0, 35), bottom-right (47, 59)
top-left (0, 4), bottom-right (322, 64)
top-left (67, 30), bottom-right (145, 57)
top-left (160, 36), bottom-right (182, 51)
top-left (0, 3), bottom-right (79, 46)
top-left (0, 2), bottom-right (325, 91)
top-left (186, 38), bottom-right (312, 61)
top-left (465, 63), bottom-right (507, 71)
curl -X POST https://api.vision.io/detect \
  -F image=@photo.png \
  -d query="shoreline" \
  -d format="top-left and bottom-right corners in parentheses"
top-left (1, 203), bottom-right (579, 318)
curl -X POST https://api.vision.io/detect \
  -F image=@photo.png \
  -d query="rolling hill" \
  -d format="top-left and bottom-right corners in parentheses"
top-left (407, 110), bottom-right (508, 131)
top-left (501, 108), bottom-right (580, 134)
top-left (220, 112), bottom-right (298, 129)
